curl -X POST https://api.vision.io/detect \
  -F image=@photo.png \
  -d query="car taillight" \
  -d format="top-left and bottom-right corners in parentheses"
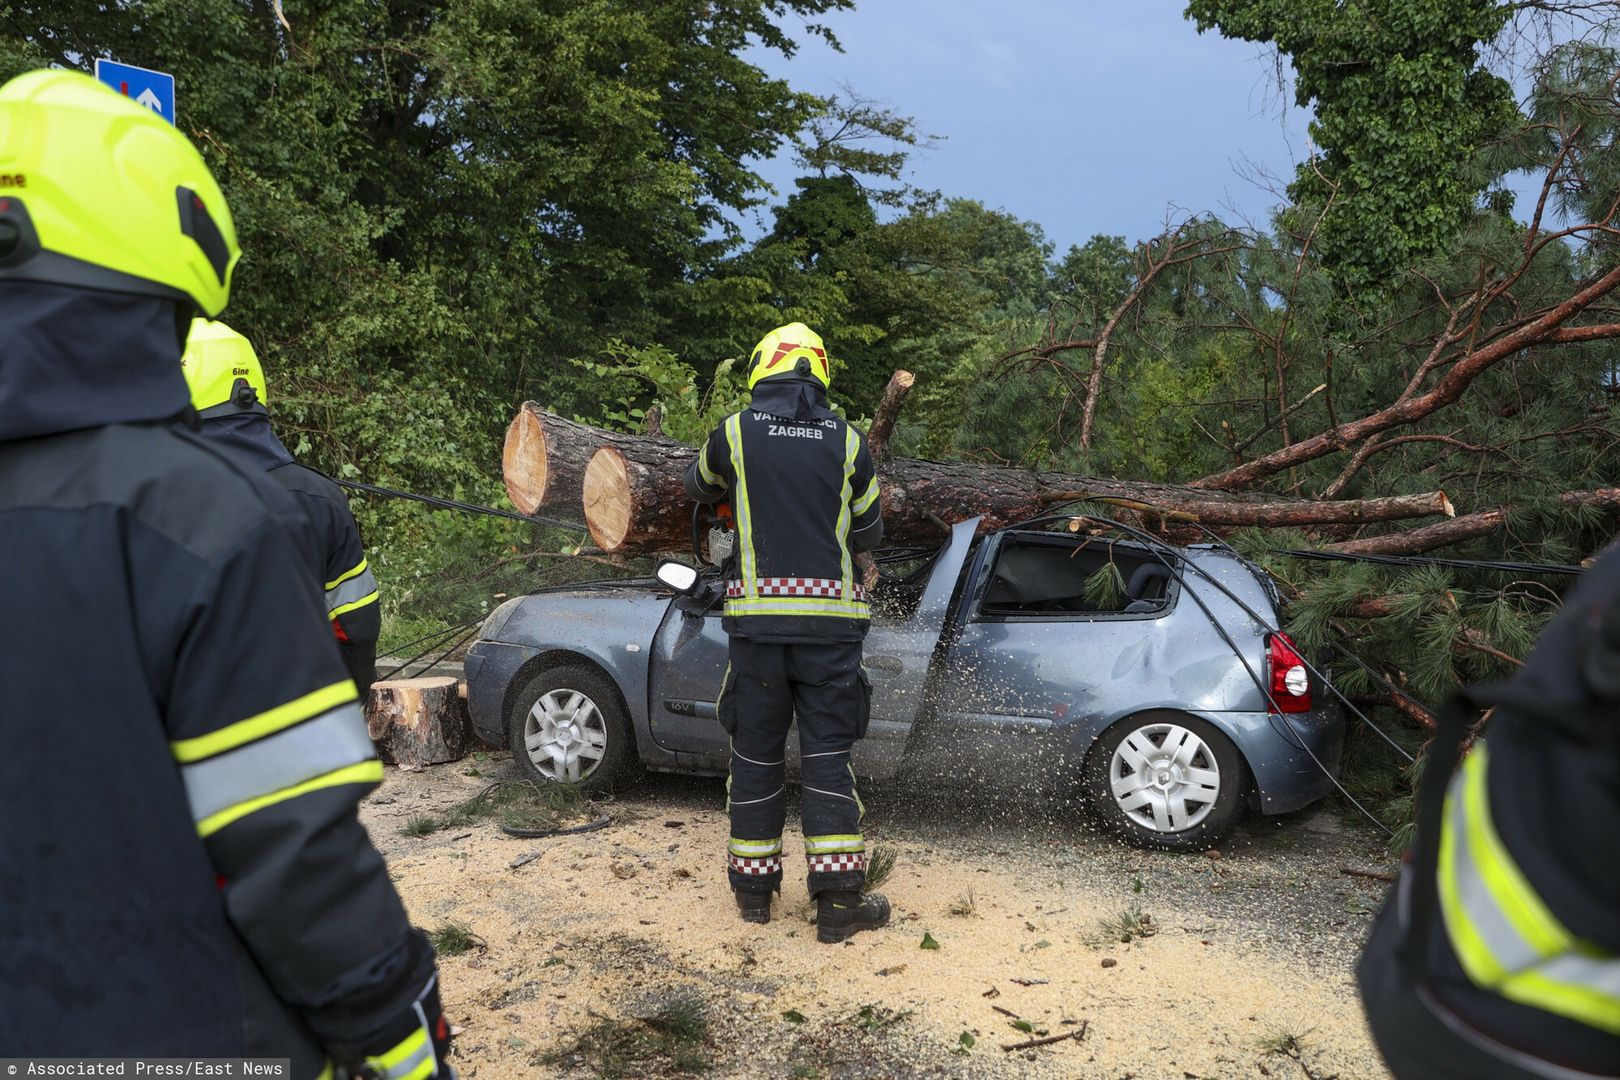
top-left (1267, 632), bottom-right (1311, 713)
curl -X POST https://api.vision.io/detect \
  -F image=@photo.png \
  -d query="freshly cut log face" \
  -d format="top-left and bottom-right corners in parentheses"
top-left (583, 440), bottom-right (701, 551)
top-left (501, 402), bottom-right (549, 515)
top-left (501, 404), bottom-right (643, 522)
top-left (584, 448), bottom-right (633, 551)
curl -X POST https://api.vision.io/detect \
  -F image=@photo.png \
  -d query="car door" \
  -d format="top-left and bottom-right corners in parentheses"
top-left (645, 518), bottom-right (981, 779)
top-left (917, 531), bottom-right (1186, 783)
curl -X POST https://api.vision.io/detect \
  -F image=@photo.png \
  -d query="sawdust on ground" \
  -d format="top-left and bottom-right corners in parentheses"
top-left (362, 760), bottom-right (1395, 1080)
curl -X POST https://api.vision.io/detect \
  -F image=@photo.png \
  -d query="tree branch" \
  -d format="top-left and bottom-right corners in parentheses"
top-left (1323, 487), bottom-right (1620, 556)
top-left (866, 369), bottom-right (915, 460)
top-left (1191, 264), bottom-right (1620, 490)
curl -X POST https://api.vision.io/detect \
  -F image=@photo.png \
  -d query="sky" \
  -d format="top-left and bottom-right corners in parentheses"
top-left (743, 1), bottom-right (1315, 253)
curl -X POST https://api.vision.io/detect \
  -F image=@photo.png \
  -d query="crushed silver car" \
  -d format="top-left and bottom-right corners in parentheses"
top-left (464, 518), bottom-right (1345, 851)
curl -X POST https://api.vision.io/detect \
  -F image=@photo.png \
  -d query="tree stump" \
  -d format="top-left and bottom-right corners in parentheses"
top-left (366, 676), bottom-right (470, 767)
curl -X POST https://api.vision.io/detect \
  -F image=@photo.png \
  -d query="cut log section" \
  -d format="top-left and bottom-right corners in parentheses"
top-left (366, 676), bottom-right (470, 767)
top-left (583, 440), bottom-right (698, 552)
top-left (501, 403), bottom-right (651, 520)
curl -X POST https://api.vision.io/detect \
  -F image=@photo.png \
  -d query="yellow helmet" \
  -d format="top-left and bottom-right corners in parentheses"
top-left (0, 69), bottom-right (239, 317)
top-left (746, 322), bottom-right (830, 391)
top-left (181, 318), bottom-right (268, 417)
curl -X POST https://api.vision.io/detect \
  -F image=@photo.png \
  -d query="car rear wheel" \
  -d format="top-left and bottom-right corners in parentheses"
top-left (508, 665), bottom-right (633, 792)
top-left (1083, 712), bottom-right (1244, 851)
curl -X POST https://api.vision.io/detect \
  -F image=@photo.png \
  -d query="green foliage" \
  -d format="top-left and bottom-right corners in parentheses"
top-left (1083, 561), bottom-right (1127, 610)
top-left (1097, 904), bottom-right (1155, 944)
top-left (401, 814), bottom-right (440, 838)
top-left (863, 844), bottom-right (897, 893)
top-left (438, 780), bottom-right (592, 833)
top-left (1186, 0), bottom-right (1519, 288)
top-left (847, 1004), bottom-right (912, 1032)
top-left (575, 342), bottom-right (747, 443)
top-left (0, 0), bottom-right (851, 539)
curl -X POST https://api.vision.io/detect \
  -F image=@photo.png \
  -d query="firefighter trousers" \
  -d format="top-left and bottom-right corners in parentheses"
top-left (718, 638), bottom-right (871, 896)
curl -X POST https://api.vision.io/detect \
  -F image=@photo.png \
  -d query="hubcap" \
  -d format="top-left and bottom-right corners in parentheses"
top-left (524, 689), bottom-right (608, 783)
top-left (1108, 722), bottom-right (1221, 833)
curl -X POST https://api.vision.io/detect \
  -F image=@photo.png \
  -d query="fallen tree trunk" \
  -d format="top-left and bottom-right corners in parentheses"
top-left (571, 431), bottom-right (1460, 554)
top-left (501, 405), bottom-right (1465, 555)
top-left (366, 676), bottom-right (470, 767)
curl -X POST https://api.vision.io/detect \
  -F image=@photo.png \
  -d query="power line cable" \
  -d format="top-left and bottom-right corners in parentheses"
top-left (335, 477), bottom-right (588, 533)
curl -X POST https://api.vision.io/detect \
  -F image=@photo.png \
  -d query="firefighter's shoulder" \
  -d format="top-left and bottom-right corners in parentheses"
top-left (90, 422), bottom-right (311, 562)
top-left (267, 461), bottom-right (349, 506)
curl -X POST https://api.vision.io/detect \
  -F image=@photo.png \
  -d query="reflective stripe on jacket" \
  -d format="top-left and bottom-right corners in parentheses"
top-left (1438, 742), bottom-right (1620, 1036)
top-left (685, 393), bottom-right (882, 643)
top-left (269, 462), bottom-right (380, 694)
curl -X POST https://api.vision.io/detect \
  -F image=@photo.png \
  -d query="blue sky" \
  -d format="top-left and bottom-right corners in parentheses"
top-left (744, 2), bottom-right (1314, 253)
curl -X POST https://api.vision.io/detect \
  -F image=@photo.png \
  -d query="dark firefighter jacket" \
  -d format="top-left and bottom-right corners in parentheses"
top-left (1360, 541), bottom-right (1620, 1077)
top-left (199, 412), bottom-right (380, 693)
top-left (684, 376), bottom-right (883, 643)
top-left (0, 283), bottom-right (433, 1071)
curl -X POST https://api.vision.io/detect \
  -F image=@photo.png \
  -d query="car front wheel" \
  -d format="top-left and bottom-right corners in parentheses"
top-left (1083, 712), bottom-right (1244, 851)
top-left (507, 665), bottom-right (633, 792)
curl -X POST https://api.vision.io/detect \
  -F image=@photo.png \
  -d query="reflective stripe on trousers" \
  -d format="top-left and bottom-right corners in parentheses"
top-left (1438, 742), bottom-right (1620, 1035)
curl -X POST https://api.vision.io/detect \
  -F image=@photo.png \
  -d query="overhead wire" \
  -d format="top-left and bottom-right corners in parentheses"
top-left (378, 616), bottom-right (483, 682)
top-left (335, 477), bottom-right (588, 533)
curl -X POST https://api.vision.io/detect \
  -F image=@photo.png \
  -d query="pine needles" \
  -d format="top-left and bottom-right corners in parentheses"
top-left (864, 845), bottom-right (897, 893)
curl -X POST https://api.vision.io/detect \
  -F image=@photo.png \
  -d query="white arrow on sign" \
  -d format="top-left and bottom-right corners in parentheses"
top-left (134, 88), bottom-right (164, 115)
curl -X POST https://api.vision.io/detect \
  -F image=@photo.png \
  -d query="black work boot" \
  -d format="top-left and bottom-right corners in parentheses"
top-left (734, 889), bottom-right (773, 924)
top-left (815, 890), bottom-right (890, 943)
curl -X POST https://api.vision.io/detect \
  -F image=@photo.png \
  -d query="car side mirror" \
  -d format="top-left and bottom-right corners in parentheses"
top-left (656, 559), bottom-right (700, 595)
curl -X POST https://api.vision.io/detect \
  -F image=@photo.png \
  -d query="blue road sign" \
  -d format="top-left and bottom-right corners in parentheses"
top-left (93, 58), bottom-right (176, 125)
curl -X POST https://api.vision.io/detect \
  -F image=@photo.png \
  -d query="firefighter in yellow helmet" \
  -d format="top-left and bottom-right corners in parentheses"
top-left (1358, 544), bottom-right (1620, 1078)
top-left (182, 319), bottom-right (381, 694)
top-left (0, 70), bottom-right (449, 1074)
top-left (682, 322), bottom-right (889, 941)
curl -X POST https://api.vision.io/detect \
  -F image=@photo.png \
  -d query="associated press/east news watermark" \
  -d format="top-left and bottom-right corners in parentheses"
top-left (3, 1062), bottom-right (290, 1078)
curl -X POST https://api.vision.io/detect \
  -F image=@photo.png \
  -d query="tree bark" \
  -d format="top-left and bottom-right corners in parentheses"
top-left (567, 430), bottom-right (1456, 553)
top-left (366, 676), bottom-right (470, 767)
top-left (1324, 488), bottom-right (1620, 557)
top-left (866, 369), bottom-right (914, 460)
top-left (507, 408), bottom-right (1465, 555)
top-left (1170, 491), bottom-right (1454, 528)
